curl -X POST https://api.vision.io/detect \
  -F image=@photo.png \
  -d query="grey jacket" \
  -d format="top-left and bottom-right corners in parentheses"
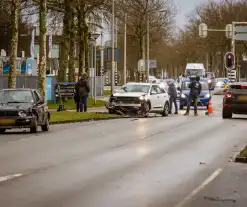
top-left (168, 82), bottom-right (177, 98)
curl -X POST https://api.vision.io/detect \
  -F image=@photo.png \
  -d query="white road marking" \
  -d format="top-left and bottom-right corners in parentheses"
top-left (0, 173), bottom-right (22, 183)
top-left (175, 168), bottom-right (223, 207)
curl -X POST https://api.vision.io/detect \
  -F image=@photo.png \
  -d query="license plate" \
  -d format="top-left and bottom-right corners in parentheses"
top-left (238, 96), bottom-right (247, 101)
top-left (0, 119), bottom-right (15, 125)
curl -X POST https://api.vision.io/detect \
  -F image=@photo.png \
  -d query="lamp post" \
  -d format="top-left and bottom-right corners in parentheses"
top-left (90, 33), bottom-right (100, 104)
top-left (146, 8), bottom-right (167, 82)
top-left (111, 0), bottom-right (115, 93)
top-left (124, 13), bottom-right (127, 84)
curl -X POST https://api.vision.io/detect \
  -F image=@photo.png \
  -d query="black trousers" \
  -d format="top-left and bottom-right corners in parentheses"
top-left (186, 95), bottom-right (198, 114)
top-left (76, 95), bottom-right (88, 112)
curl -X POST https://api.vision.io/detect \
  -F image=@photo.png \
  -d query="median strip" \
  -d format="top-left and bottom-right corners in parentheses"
top-left (49, 111), bottom-right (123, 125)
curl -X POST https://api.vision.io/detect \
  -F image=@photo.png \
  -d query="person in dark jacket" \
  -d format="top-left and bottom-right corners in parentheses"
top-left (168, 80), bottom-right (178, 114)
top-left (184, 76), bottom-right (202, 116)
top-left (75, 73), bottom-right (90, 112)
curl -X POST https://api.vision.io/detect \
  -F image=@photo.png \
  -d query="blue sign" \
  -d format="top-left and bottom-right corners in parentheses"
top-left (106, 48), bottom-right (120, 61)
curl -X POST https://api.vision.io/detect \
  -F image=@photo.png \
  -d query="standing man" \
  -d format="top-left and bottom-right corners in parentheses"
top-left (184, 76), bottom-right (202, 116)
top-left (75, 73), bottom-right (90, 112)
top-left (168, 80), bottom-right (178, 114)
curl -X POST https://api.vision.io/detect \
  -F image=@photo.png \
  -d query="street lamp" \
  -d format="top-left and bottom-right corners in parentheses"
top-left (111, 0), bottom-right (115, 93)
top-left (146, 8), bottom-right (167, 82)
top-left (89, 33), bottom-right (100, 104)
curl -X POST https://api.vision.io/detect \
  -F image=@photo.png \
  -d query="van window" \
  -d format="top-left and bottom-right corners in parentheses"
top-left (185, 69), bottom-right (205, 76)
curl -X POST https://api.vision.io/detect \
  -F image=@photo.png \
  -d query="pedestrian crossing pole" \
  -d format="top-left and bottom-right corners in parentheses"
top-left (105, 75), bottom-right (109, 85)
top-left (115, 70), bottom-right (118, 86)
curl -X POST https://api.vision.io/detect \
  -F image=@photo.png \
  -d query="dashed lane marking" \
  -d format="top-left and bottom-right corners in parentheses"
top-left (0, 173), bottom-right (22, 183)
top-left (175, 168), bottom-right (223, 207)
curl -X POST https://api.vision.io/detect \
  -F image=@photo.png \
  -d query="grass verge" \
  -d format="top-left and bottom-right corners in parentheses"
top-left (50, 111), bottom-right (119, 123)
top-left (240, 146), bottom-right (247, 157)
top-left (104, 90), bottom-right (111, 95)
top-left (47, 98), bottom-right (105, 110)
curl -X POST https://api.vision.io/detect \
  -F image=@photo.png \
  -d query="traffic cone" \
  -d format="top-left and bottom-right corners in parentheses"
top-left (205, 99), bottom-right (213, 115)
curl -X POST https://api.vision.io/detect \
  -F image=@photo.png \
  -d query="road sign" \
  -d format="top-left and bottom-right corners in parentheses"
top-left (235, 33), bottom-right (247, 41)
top-left (148, 60), bottom-right (157, 68)
top-left (225, 24), bottom-right (233, 38)
top-left (199, 23), bottom-right (207, 38)
top-left (228, 70), bottom-right (236, 82)
top-left (235, 26), bottom-right (247, 33)
top-left (224, 52), bottom-right (235, 70)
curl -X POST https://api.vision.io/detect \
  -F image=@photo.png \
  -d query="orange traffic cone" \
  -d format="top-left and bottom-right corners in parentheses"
top-left (207, 99), bottom-right (213, 114)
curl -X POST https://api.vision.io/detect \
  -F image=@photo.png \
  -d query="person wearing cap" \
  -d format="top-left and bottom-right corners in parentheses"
top-left (75, 73), bottom-right (90, 112)
top-left (184, 76), bottom-right (202, 116)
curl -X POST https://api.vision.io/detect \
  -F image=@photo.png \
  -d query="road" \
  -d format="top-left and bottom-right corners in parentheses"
top-left (1, 95), bottom-right (247, 207)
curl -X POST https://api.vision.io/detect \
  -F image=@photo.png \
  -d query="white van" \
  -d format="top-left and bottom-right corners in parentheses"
top-left (185, 63), bottom-right (205, 77)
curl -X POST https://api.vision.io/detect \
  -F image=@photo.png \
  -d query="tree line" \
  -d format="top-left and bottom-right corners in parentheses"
top-left (165, 0), bottom-right (247, 77)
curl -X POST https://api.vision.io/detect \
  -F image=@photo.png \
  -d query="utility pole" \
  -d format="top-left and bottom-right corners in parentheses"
top-left (100, 30), bottom-right (104, 96)
top-left (147, 17), bottom-right (149, 82)
top-left (115, 19), bottom-right (118, 86)
top-left (123, 13), bottom-right (127, 84)
top-left (111, 0), bottom-right (115, 93)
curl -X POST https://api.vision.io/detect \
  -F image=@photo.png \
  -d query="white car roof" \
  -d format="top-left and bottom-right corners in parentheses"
top-left (186, 63), bottom-right (205, 70)
top-left (126, 82), bottom-right (151, 86)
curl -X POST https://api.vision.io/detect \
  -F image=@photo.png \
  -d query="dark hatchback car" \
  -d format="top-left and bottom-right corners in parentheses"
top-left (0, 89), bottom-right (50, 133)
top-left (223, 82), bottom-right (247, 119)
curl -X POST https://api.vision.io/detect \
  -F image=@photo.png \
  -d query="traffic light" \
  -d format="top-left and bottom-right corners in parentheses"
top-left (224, 52), bottom-right (235, 70)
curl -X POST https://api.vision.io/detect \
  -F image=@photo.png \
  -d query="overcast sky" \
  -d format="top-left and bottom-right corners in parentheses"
top-left (173, 0), bottom-right (207, 28)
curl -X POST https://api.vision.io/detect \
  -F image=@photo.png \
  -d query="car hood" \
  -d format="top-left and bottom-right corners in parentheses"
top-left (0, 103), bottom-right (32, 111)
top-left (182, 90), bottom-right (210, 96)
top-left (113, 92), bottom-right (147, 97)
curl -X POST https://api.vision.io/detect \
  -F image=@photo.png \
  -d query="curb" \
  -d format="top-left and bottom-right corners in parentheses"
top-left (235, 155), bottom-right (247, 163)
top-left (50, 116), bottom-right (128, 125)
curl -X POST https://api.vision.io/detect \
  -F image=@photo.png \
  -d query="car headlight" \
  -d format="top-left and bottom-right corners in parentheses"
top-left (18, 111), bottom-right (27, 117)
top-left (181, 94), bottom-right (186, 98)
top-left (139, 95), bottom-right (145, 100)
top-left (204, 94), bottom-right (210, 98)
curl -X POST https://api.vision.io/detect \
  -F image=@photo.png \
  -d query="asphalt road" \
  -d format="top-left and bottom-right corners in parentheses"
top-left (1, 95), bottom-right (247, 207)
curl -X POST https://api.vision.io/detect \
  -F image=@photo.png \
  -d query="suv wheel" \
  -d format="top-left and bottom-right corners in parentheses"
top-left (30, 116), bottom-right (38, 133)
top-left (222, 107), bottom-right (232, 119)
top-left (162, 102), bottom-right (169, 117)
top-left (41, 118), bottom-right (49, 132)
top-left (0, 128), bottom-right (6, 133)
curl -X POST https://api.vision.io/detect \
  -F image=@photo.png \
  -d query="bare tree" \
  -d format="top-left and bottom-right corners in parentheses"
top-left (38, 0), bottom-right (47, 97)
top-left (8, 0), bottom-right (20, 88)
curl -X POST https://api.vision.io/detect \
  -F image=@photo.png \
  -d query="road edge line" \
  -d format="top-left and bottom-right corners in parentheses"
top-left (174, 168), bottom-right (223, 207)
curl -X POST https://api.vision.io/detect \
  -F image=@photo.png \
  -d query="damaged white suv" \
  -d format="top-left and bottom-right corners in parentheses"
top-left (105, 83), bottom-right (170, 117)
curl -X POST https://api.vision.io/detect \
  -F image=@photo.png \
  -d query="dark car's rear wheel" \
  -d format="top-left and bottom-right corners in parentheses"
top-left (0, 128), bottom-right (6, 133)
top-left (30, 116), bottom-right (38, 133)
top-left (41, 118), bottom-right (49, 132)
top-left (222, 107), bottom-right (232, 119)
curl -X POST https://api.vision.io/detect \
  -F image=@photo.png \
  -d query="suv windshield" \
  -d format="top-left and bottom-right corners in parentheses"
top-left (120, 84), bottom-right (150, 93)
top-left (185, 69), bottom-right (205, 76)
top-left (0, 90), bottom-right (34, 104)
top-left (182, 81), bottom-right (209, 90)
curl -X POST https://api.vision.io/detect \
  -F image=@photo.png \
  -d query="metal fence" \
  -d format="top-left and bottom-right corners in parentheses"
top-left (0, 76), bottom-right (104, 100)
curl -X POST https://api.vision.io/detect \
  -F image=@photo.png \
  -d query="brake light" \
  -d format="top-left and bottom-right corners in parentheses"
top-left (241, 85), bottom-right (247, 89)
top-left (225, 93), bottom-right (232, 98)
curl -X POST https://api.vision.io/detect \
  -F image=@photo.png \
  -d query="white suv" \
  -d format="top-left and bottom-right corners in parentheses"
top-left (105, 83), bottom-right (170, 116)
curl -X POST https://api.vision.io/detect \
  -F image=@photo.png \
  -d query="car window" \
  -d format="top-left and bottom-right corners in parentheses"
top-left (151, 85), bottom-right (161, 94)
top-left (0, 90), bottom-right (34, 103)
top-left (120, 84), bottom-right (150, 93)
top-left (33, 91), bottom-right (40, 103)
